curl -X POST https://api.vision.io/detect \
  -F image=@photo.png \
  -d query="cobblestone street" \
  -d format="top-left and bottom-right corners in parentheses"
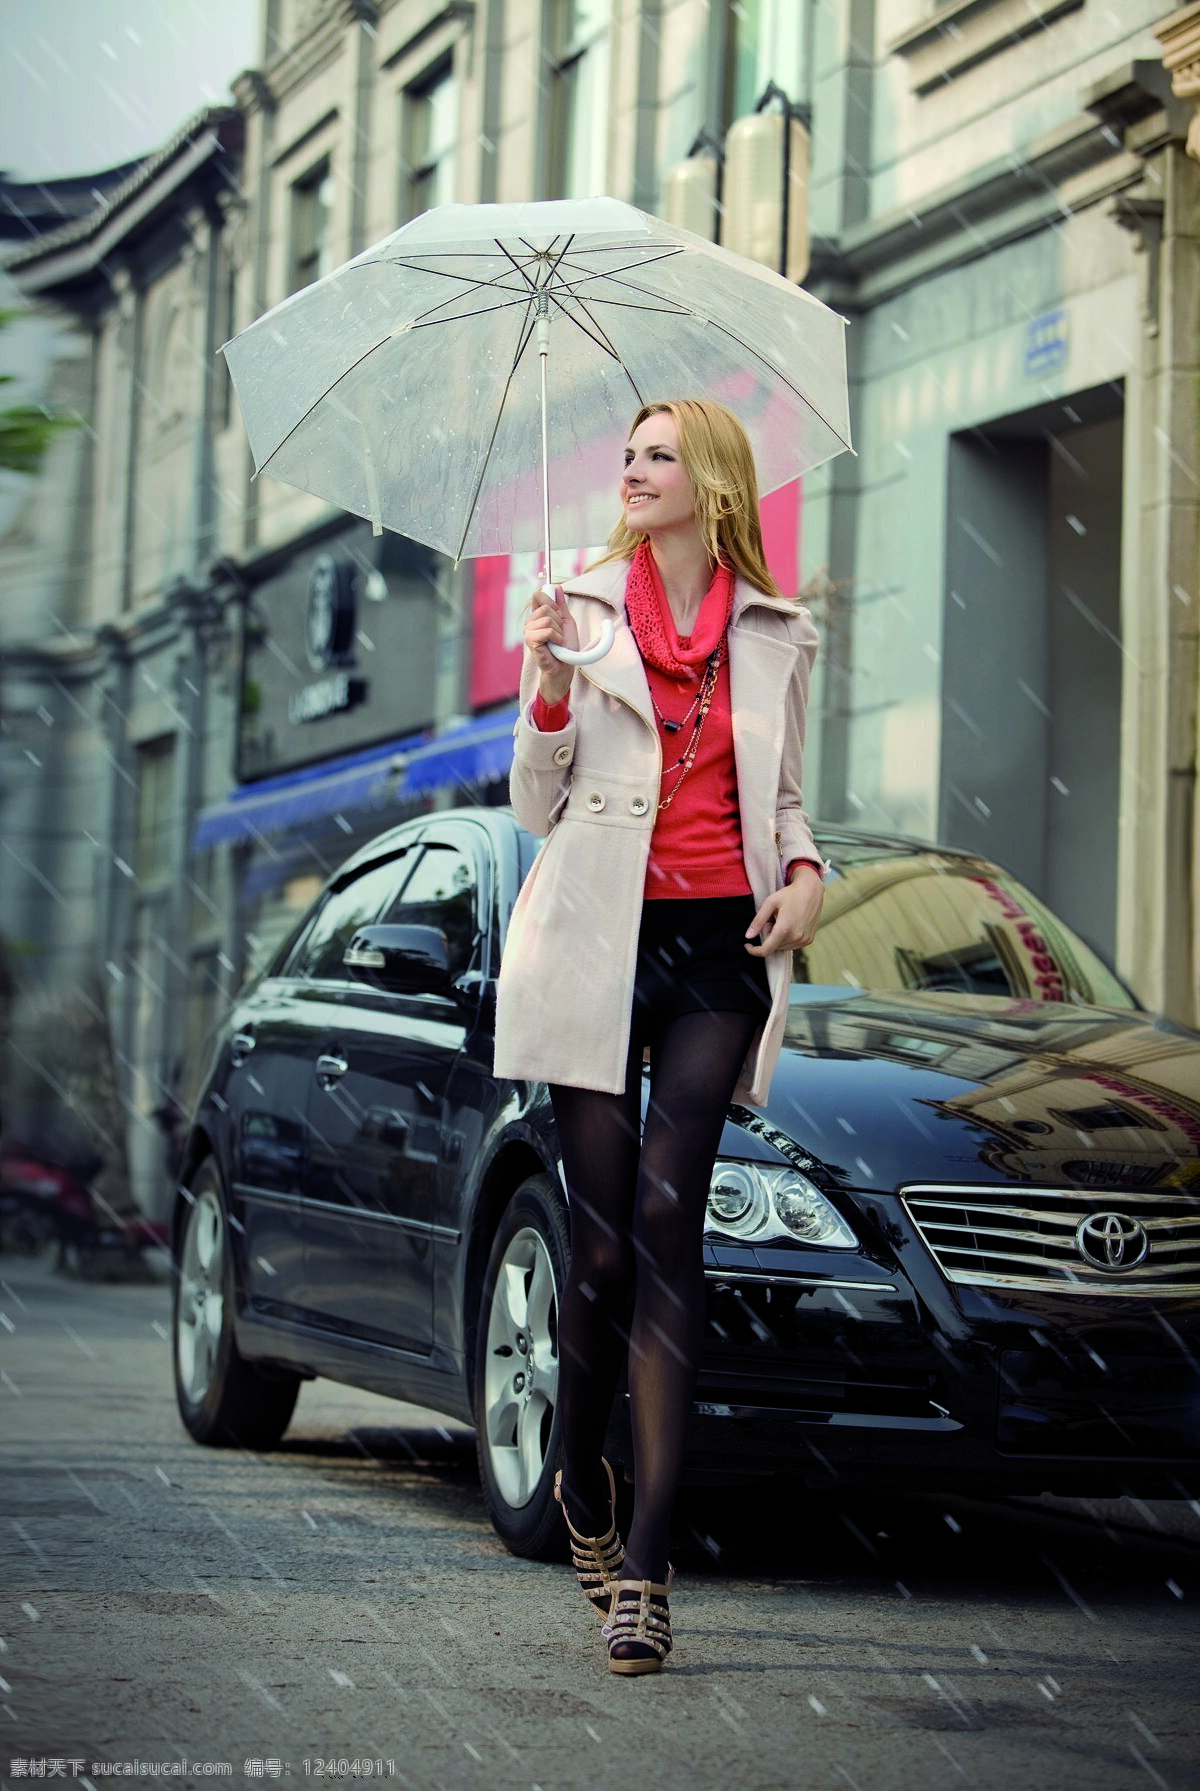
top-left (0, 1256), bottom-right (1197, 1791)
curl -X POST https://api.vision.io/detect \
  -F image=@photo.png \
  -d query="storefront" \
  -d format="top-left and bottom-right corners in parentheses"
top-left (191, 515), bottom-right (519, 989)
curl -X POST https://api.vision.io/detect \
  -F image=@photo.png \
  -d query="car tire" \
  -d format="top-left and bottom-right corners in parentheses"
top-left (173, 1157), bottom-right (300, 1449)
top-left (473, 1173), bottom-right (570, 1559)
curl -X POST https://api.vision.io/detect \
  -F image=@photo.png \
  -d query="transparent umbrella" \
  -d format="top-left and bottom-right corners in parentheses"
top-left (222, 196), bottom-right (852, 665)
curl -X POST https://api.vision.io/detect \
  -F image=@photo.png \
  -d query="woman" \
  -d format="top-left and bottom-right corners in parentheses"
top-left (493, 398), bottom-right (828, 1674)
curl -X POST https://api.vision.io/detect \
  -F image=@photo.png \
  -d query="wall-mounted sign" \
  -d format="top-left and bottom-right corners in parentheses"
top-left (237, 521), bottom-right (437, 781)
top-left (306, 553), bottom-right (358, 670)
top-left (1024, 309), bottom-right (1067, 379)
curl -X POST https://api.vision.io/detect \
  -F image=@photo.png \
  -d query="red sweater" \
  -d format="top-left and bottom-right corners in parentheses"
top-left (531, 571), bottom-right (819, 899)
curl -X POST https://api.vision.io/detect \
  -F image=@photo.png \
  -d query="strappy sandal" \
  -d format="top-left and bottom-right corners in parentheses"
top-left (554, 1458), bottom-right (625, 1624)
top-left (606, 1578), bottom-right (673, 1675)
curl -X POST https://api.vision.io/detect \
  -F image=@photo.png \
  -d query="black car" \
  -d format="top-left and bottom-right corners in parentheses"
top-left (173, 809), bottom-right (1200, 1557)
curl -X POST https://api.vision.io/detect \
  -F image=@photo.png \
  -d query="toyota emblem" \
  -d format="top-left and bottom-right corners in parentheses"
top-left (1075, 1211), bottom-right (1149, 1273)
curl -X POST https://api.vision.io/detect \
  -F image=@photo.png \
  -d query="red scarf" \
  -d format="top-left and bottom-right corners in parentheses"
top-left (623, 541), bottom-right (734, 678)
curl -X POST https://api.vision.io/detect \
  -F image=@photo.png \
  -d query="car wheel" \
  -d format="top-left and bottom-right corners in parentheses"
top-left (173, 1158), bottom-right (300, 1449)
top-left (474, 1173), bottom-right (569, 1559)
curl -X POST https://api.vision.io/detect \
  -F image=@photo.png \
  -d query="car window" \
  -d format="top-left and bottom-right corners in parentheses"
top-left (798, 847), bottom-right (1137, 1010)
top-left (380, 840), bottom-right (479, 981)
top-left (284, 853), bottom-right (412, 983)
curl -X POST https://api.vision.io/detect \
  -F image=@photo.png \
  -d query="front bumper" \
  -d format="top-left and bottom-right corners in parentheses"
top-left (600, 1249), bottom-right (1200, 1497)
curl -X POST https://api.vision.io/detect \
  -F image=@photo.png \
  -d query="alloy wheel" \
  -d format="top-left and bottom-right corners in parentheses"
top-left (176, 1187), bottom-right (226, 1405)
top-left (482, 1224), bottom-right (560, 1509)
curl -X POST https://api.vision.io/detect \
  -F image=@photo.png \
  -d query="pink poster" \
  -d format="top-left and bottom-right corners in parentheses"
top-left (467, 480), bottom-right (802, 710)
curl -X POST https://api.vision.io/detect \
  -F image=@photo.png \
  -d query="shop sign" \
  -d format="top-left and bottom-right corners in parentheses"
top-left (237, 521), bottom-right (438, 781)
top-left (287, 554), bottom-right (368, 722)
top-left (288, 673), bottom-right (368, 725)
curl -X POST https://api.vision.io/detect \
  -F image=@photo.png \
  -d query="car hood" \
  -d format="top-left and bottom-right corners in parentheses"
top-left (731, 989), bottom-right (1200, 1195)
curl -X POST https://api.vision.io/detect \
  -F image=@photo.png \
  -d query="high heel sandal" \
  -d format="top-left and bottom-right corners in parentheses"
top-left (554, 1458), bottom-right (625, 1624)
top-left (606, 1578), bottom-right (673, 1675)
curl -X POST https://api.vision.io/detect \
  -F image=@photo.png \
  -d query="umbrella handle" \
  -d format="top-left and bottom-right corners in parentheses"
top-left (541, 585), bottom-right (616, 664)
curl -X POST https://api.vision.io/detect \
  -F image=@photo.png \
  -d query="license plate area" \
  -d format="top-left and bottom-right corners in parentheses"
top-left (997, 1348), bottom-right (1200, 1456)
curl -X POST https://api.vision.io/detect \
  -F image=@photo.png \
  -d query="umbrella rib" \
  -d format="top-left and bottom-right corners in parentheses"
top-left (253, 257), bottom-right (546, 485)
top-left (562, 293), bottom-right (692, 316)
top-left (557, 267), bottom-right (699, 312)
top-left (390, 261), bottom-right (542, 327)
top-left (504, 233), bottom-right (579, 299)
top-left (541, 242), bottom-right (683, 258)
top-left (547, 246), bottom-right (686, 290)
top-left (556, 290), bottom-right (646, 407)
top-left (451, 306), bottom-right (539, 566)
top-left (688, 314), bottom-right (854, 455)
top-left (406, 294), bottom-right (541, 329)
top-left (255, 331), bottom-right (405, 481)
top-left (538, 266), bottom-right (853, 455)
top-left (540, 289), bottom-right (624, 363)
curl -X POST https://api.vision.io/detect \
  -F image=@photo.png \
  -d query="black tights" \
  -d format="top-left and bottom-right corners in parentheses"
top-left (549, 1007), bottom-right (760, 1585)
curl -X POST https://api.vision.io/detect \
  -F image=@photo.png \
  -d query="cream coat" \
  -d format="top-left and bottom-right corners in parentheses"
top-left (492, 559), bottom-right (827, 1106)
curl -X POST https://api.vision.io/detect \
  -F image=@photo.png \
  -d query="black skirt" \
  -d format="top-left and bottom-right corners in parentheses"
top-left (631, 894), bottom-right (773, 1035)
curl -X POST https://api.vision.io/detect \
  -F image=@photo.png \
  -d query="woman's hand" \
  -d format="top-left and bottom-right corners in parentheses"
top-left (744, 868), bottom-right (824, 956)
top-left (524, 586), bottom-right (580, 704)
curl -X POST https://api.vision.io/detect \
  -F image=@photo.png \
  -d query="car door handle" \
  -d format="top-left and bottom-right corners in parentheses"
top-left (230, 1031), bottom-right (256, 1068)
top-left (315, 1053), bottom-right (349, 1090)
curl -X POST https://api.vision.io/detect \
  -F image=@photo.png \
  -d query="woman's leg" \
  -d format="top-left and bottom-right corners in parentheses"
top-left (549, 1023), bottom-right (646, 1537)
top-left (620, 1007), bottom-right (761, 1586)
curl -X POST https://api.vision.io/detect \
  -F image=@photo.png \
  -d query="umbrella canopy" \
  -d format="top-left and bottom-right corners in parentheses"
top-left (222, 196), bottom-right (852, 570)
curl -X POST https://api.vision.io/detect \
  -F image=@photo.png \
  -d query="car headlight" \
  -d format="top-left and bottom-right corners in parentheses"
top-left (705, 1162), bottom-right (858, 1247)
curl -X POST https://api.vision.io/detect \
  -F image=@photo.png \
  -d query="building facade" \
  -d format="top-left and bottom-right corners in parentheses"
top-left (2, 0), bottom-right (1198, 1219)
top-left (791, 0), bottom-right (1200, 1034)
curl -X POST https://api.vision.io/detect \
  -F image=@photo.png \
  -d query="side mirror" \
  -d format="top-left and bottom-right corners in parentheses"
top-left (344, 924), bottom-right (451, 993)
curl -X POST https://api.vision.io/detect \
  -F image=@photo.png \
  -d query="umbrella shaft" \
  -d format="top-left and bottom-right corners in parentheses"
top-left (538, 306), bottom-right (552, 589)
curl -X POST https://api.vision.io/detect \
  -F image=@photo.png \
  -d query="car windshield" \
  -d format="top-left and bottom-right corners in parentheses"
top-left (798, 842), bottom-right (1137, 1010)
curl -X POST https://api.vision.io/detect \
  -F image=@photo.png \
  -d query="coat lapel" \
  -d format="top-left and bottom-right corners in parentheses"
top-left (561, 561), bottom-right (655, 733)
top-left (728, 578), bottom-right (800, 866)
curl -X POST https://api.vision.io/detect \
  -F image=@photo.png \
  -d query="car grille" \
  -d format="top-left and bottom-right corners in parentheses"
top-left (901, 1183), bottom-right (1200, 1296)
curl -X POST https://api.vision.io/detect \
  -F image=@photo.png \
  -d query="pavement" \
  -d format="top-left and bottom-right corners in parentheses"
top-left (0, 1252), bottom-right (1198, 1791)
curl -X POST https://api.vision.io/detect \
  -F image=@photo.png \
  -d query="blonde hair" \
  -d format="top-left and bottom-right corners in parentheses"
top-left (592, 398), bottom-right (784, 598)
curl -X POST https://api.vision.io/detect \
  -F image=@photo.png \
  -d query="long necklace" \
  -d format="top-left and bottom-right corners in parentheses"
top-left (650, 674), bottom-right (705, 740)
top-left (655, 640), bottom-right (725, 811)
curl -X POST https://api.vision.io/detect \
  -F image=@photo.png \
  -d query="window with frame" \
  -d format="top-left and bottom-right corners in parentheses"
top-left (135, 736), bottom-right (176, 887)
top-left (546, 0), bottom-right (611, 200)
top-left (380, 839), bottom-right (479, 981)
top-left (402, 60), bottom-right (459, 222)
top-left (725, 0), bottom-right (806, 123)
top-left (285, 852), bottom-right (414, 983)
top-left (290, 159), bottom-right (335, 293)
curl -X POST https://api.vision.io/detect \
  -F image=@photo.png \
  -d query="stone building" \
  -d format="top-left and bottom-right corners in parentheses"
top-left (789, 0), bottom-right (1200, 1033)
top-left (210, 0), bottom-right (1200, 1025)
top-left (2, 0), bottom-right (1199, 1221)
top-left (0, 114), bottom-right (249, 1210)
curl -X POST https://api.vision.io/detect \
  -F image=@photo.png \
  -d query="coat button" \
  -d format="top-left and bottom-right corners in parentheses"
top-left (586, 791), bottom-right (606, 812)
top-left (628, 794), bottom-right (649, 816)
top-left (552, 743), bottom-right (572, 766)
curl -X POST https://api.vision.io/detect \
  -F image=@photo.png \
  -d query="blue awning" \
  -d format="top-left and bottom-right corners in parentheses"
top-left (401, 709), bottom-right (521, 797)
top-left (191, 706), bottom-right (519, 849)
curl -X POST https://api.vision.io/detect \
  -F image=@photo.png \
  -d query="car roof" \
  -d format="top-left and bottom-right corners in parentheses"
top-left (335, 807), bottom-right (988, 879)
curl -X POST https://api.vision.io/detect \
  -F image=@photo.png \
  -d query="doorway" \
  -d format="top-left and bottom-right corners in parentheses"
top-left (940, 383), bottom-right (1124, 964)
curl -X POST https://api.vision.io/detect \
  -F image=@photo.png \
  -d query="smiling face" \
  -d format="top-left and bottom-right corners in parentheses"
top-left (620, 412), bottom-right (697, 541)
